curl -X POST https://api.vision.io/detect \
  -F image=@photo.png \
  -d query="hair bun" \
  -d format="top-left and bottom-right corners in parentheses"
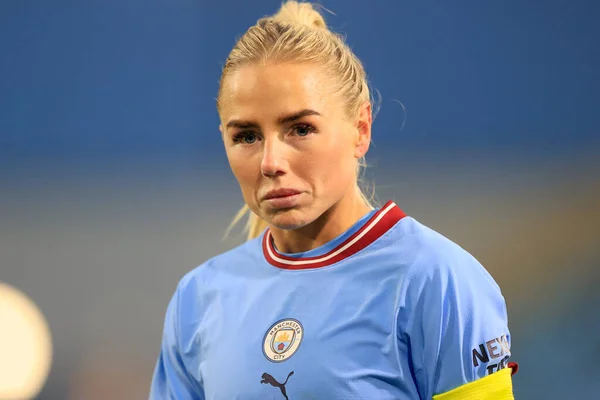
top-left (271, 1), bottom-right (327, 30)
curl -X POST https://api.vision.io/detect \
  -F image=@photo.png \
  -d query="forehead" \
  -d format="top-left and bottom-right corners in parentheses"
top-left (219, 63), bottom-right (336, 121)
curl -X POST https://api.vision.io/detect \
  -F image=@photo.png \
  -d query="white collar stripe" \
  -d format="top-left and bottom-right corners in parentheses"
top-left (262, 201), bottom-right (406, 269)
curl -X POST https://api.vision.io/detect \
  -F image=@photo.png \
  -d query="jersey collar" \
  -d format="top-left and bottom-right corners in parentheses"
top-left (262, 200), bottom-right (406, 270)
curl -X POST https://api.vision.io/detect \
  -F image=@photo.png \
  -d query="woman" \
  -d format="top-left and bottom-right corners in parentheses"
top-left (150, 2), bottom-right (517, 399)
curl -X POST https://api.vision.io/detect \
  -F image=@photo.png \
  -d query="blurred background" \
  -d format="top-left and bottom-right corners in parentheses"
top-left (1, 0), bottom-right (598, 398)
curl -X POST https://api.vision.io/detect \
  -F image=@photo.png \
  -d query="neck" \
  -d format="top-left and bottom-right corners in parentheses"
top-left (269, 191), bottom-right (373, 254)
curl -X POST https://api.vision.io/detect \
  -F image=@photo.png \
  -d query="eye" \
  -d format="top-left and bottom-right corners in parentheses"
top-left (292, 124), bottom-right (315, 137)
top-left (232, 132), bottom-right (259, 144)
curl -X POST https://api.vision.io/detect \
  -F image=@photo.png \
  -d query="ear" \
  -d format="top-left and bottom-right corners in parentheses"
top-left (219, 124), bottom-right (224, 139)
top-left (354, 101), bottom-right (372, 158)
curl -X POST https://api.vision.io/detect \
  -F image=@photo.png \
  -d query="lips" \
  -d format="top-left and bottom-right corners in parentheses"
top-left (263, 188), bottom-right (301, 200)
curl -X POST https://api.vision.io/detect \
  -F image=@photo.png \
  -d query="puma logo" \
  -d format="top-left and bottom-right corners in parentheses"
top-left (260, 371), bottom-right (294, 399)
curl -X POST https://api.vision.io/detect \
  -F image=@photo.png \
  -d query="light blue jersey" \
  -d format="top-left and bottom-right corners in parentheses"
top-left (150, 201), bottom-right (513, 399)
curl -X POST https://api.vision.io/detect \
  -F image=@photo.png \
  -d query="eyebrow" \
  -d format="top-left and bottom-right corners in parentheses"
top-left (225, 109), bottom-right (321, 129)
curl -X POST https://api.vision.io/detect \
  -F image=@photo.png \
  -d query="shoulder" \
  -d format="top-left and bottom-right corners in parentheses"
top-left (167, 235), bottom-right (264, 321)
top-left (175, 235), bottom-right (265, 297)
top-left (394, 216), bottom-right (501, 294)
top-left (162, 236), bottom-right (264, 338)
top-left (394, 218), bottom-right (513, 398)
top-left (394, 217), bottom-right (508, 342)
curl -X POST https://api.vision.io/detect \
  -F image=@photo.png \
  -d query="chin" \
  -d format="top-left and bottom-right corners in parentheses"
top-left (265, 208), bottom-right (314, 231)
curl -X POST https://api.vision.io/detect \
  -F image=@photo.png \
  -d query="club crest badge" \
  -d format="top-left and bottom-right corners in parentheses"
top-left (262, 318), bottom-right (304, 363)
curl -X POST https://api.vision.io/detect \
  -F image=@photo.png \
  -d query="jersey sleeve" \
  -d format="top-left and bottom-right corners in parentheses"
top-left (149, 284), bottom-right (204, 400)
top-left (397, 250), bottom-right (515, 399)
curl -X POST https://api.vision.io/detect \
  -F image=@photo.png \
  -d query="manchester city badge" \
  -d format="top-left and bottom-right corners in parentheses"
top-left (262, 318), bottom-right (304, 363)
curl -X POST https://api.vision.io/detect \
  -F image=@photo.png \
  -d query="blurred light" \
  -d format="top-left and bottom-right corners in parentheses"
top-left (0, 282), bottom-right (53, 400)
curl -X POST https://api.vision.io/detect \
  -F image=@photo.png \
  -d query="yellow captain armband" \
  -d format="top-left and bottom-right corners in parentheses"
top-left (432, 364), bottom-right (518, 400)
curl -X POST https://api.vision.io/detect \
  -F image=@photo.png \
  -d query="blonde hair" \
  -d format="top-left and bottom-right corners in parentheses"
top-left (219, 1), bottom-right (377, 241)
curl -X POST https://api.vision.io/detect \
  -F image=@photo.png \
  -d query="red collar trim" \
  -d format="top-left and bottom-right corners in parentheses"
top-left (262, 201), bottom-right (406, 270)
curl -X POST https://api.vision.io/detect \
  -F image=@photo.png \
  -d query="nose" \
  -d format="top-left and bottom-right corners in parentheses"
top-left (260, 138), bottom-right (287, 178)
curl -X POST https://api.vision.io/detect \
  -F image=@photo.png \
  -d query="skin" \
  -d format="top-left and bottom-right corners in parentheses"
top-left (219, 62), bottom-right (373, 253)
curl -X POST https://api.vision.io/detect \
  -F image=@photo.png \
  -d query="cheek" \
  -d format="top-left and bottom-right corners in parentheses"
top-left (305, 136), bottom-right (356, 190)
top-left (227, 149), bottom-right (259, 191)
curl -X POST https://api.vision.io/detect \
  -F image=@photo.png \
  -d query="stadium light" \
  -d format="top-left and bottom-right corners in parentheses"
top-left (0, 282), bottom-right (53, 399)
